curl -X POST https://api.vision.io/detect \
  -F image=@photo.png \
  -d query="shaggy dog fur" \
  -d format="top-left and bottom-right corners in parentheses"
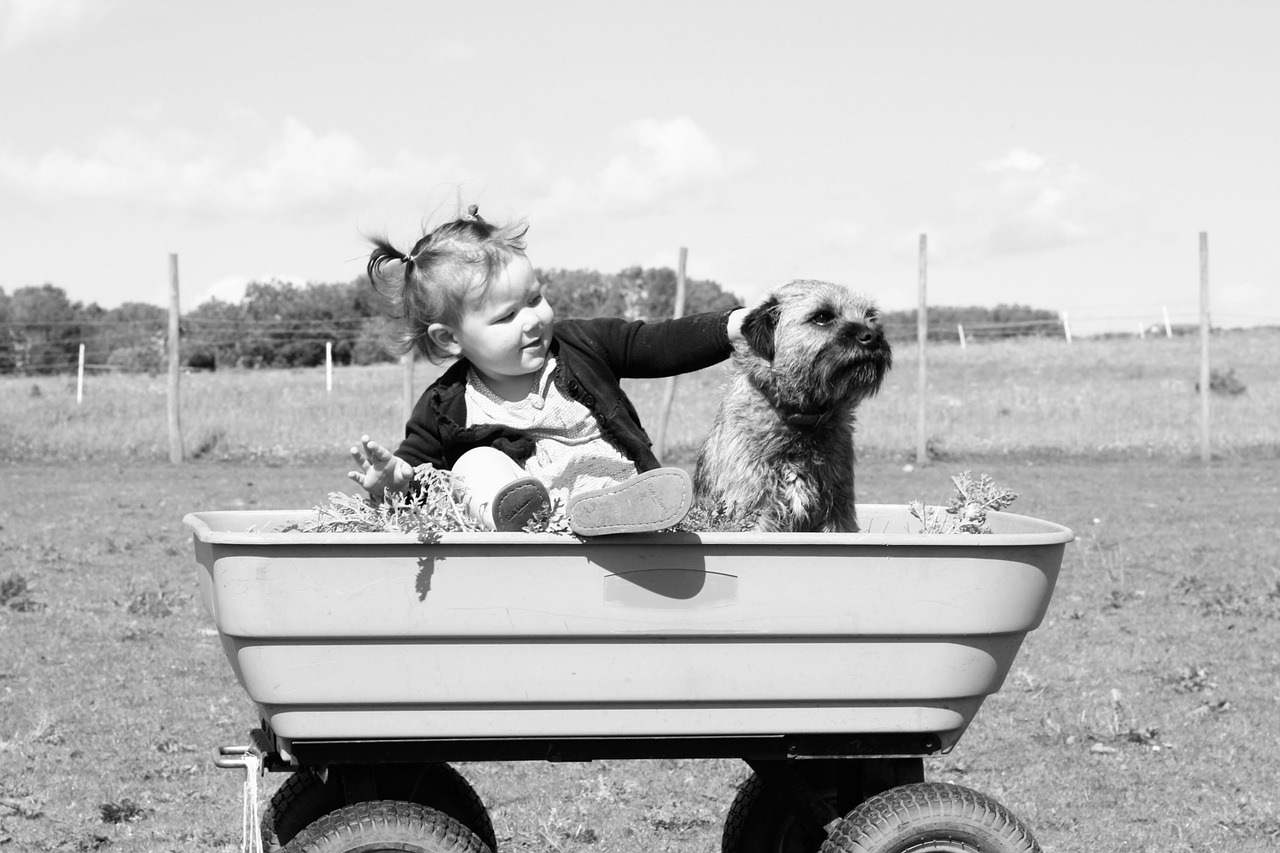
top-left (694, 280), bottom-right (892, 532)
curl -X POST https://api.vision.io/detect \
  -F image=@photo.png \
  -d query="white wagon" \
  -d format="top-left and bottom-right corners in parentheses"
top-left (187, 505), bottom-right (1072, 853)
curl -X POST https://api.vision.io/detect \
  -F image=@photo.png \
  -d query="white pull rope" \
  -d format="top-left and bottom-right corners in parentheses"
top-left (239, 751), bottom-right (264, 853)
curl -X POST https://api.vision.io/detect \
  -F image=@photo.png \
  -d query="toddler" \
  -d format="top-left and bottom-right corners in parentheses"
top-left (349, 205), bottom-right (747, 535)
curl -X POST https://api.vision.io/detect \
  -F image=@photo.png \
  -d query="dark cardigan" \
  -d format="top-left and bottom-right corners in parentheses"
top-left (396, 308), bottom-right (737, 472)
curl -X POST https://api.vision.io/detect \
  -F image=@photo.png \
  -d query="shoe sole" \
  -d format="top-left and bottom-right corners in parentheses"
top-left (566, 468), bottom-right (693, 536)
top-left (493, 477), bottom-right (550, 532)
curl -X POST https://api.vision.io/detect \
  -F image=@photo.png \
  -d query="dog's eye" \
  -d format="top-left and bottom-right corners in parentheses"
top-left (810, 310), bottom-right (837, 326)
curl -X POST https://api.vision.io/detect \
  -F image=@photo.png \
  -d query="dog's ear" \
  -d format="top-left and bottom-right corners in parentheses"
top-left (740, 296), bottom-right (780, 360)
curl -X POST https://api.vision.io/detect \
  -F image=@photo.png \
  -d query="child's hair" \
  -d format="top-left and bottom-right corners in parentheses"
top-left (368, 204), bottom-right (530, 361)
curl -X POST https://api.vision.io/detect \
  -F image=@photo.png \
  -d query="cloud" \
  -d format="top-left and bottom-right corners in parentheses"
top-left (196, 274), bottom-right (252, 306)
top-left (598, 118), bottom-right (754, 207)
top-left (883, 149), bottom-right (1129, 270)
top-left (955, 148), bottom-right (1113, 257)
top-left (539, 117), bottom-right (754, 216)
top-left (184, 273), bottom-right (309, 308)
top-left (0, 0), bottom-right (102, 52)
top-left (0, 113), bottom-right (456, 217)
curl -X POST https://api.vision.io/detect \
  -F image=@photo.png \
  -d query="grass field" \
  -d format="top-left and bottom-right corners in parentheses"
top-left (2, 330), bottom-right (1279, 852)
top-left (3, 328), bottom-right (1278, 464)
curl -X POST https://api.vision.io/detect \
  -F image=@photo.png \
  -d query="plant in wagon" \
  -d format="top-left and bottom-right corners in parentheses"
top-left (908, 471), bottom-right (1018, 534)
top-left (276, 465), bottom-right (571, 537)
top-left (278, 467), bottom-right (759, 536)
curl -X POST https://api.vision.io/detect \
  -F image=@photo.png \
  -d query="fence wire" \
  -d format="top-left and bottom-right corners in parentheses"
top-left (2, 309), bottom-right (1277, 375)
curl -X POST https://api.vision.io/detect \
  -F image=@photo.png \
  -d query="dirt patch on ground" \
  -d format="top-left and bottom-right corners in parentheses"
top-left (1, 457), bottom-right (1277, 852)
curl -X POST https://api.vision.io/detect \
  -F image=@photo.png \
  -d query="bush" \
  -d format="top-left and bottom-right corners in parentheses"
top-left (1, 573), bottom-right (43, 612)
top-left (106, 345), bottom-right (162, 375)
top-left (186, 348), bottom-right (217, 371)
top-left (1197, 367), bottom-right (1247, 396)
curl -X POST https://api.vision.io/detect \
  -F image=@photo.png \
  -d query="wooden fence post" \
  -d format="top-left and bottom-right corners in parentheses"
top-left (77, 343), bottom-right (85, 404)
top-left (168, 253), bottom-right (185, 464)
top-left (915, 234), bottom-right (928, 466)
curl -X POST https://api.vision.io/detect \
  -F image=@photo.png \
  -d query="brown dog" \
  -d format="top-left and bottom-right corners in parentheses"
top-left (694, 280), bottom-right (892, 532)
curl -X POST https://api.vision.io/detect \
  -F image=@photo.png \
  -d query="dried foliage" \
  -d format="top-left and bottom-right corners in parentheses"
top-left (908, 471), bottom-right (1018, 534)
top-left (677, 501), bottom-right (760, 533)
top-left (277, 466), bottom-right (758, 537)
top-left (277, 466), bottom-right (491, 538)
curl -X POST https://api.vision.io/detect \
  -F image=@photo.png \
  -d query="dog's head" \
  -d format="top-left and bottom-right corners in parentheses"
top-left (738, 280), bottom-right (892, 413)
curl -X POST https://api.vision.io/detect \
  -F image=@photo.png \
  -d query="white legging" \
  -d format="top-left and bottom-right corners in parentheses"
top-left (450, 446), bottom-right (533, 530)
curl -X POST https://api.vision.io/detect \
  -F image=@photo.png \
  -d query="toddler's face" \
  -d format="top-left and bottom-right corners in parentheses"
top-left (453, 254), bottom-right (554, 390)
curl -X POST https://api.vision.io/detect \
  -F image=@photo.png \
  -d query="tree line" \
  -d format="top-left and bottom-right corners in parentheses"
top-left (0, 267), bottom-right (740, 374)
top-left (0, 271), bottom-right (1059, 375)
top-left (878, 304), bottom-right (1063, 342)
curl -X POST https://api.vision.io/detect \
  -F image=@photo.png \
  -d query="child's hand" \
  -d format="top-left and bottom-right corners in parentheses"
top-left (348, 435), bottom-right (415, 499)
top-left (727, 294), bottom-right (774, 343)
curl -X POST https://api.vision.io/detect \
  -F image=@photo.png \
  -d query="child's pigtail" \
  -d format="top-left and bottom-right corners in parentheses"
top-left (367, 236), bottom-right (421, 295)
top-left (368, 238), bottom-right (403, 282)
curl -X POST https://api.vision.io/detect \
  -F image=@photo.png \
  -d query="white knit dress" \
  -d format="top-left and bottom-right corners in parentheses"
top-left (464, 357), bottom-right (637, 505)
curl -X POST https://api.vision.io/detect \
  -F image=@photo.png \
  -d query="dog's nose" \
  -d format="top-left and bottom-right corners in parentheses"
top-left (848, 323), bottom-right (880, 347)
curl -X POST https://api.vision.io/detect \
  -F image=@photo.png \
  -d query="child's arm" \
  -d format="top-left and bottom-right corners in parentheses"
top-left (574, 308), bottom-right (745, 378)
top-left (348, 435), bottom-right (416, 498)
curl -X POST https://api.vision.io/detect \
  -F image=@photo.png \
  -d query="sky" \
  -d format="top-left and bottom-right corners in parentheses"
top-left (2, 0), bottom-right (1278, 335)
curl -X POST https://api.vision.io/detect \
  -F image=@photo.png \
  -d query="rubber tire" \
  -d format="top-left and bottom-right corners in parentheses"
top-left (818, 783), bottom-right (1041, 853)
top-left (288, 800), bottom-right (490, 853)
top-left (262, 770), bottom-right (342, 851)
top-left (262, 765), bottom-right (496, 852)
top-left (722, 763), bottom-right (845, 853)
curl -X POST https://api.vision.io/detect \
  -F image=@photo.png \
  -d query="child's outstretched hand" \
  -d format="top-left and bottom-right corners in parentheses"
top-left (348, 435), bottom-right (415, 499)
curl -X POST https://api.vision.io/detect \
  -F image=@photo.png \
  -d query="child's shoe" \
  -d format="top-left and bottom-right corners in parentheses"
top-left (567, 468), bottom-right (693, 536)
top-left (491, 477), bottom-right (551, 532)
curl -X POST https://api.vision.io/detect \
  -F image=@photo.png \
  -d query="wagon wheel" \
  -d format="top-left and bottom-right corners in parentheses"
top-left (261, 770), bottom-right (342, 851)
top-left (721, 758), bottom-right (849, 850)
top-left (723, 759), bottom-right (923, 853)
top-left (262, 764), bottom-right (496, 852)
top-left (818, 783), bottom-right (1041, 853)
top-left (287, 800), bottom-right (490, 853)
top-left (395, 763), bottom-right (497, 851)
